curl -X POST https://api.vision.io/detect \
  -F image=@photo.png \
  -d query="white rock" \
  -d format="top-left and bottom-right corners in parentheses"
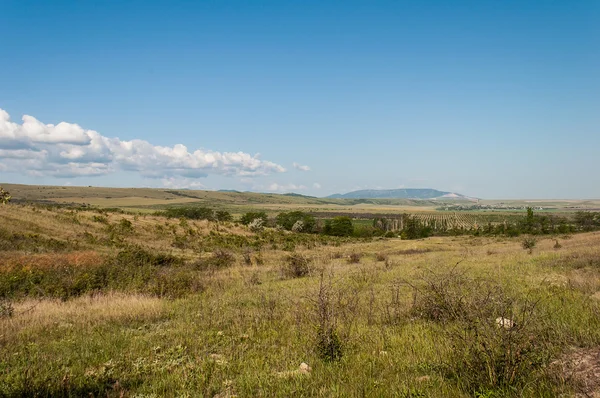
top-left (496, 317), bottom-right (515, 329)
top-left (299, 362), bottom-right (312, 374)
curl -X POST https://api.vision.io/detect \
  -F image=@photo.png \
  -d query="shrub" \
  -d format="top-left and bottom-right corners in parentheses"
top-left (281, 253), bottom-right (311, 278)
top-left (151, 269), bottom-right (204, 299)
top-left (161, 207), bottom-right (215, 221)
top-left (553, 240), bottom-right (562, 249)
top-left (114, 246), bottom-right (183, 267)
top-left (316, 326), bottom-right (343, 363)
top-left (215, 210), bottom-right (233, 222)
top-left (0, 298), bottom-right (14, 318)
top-left (240, 211), bottom-right (268, 226)
top-left (324, 217), bottom-right (354, 237)
top-left (276, 211), bottom-right (316, 233)
top-left (522, 236), bottom-right (537, 254)
top-left (92, 215), bottom-right (109, 224)
top-left (194, 249), bottom-right (235, 270)
top-left (310, 271), bottom-right (348, 362)
top-left (408, 267), bottom-right (550, 393)
top-left (248, 218), bottom-right (265, 233)
top-left (375, 252), bottom-right (388, 262)
top-left (0, 186), bottom-right (10, 205)
top-left (291, 220), bottom-right (305, 233)
top-left (347, 252), bottom-right (362, 264)
top-left (118, 218), bottom-right (134, 233)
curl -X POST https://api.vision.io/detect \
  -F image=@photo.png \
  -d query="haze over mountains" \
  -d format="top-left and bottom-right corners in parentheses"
top-left (327, 188), bottom-right (469, 200)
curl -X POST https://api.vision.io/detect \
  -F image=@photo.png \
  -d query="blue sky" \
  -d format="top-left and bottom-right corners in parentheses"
top-left (0, 1), bottom-right (598, 198)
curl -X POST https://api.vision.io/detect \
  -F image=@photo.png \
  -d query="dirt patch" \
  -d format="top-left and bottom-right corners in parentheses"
top-left (555, 346), bottom-right (600, 397)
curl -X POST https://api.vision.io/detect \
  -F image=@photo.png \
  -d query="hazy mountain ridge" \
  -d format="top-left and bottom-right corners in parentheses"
top-left (327, 188), bottom-right (466, 199)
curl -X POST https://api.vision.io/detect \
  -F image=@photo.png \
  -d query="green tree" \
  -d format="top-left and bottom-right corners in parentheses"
top-left (524, 207), bottom-right (535, 232)
top-left (240, 211), bottom-right (268, 226)
top-left (276, 211), bottom-right (316, 232)
top-left (401, 215), bottom-right (432, 240)
top-left (324, 216), bottom-right (354, 237)
top-left (215, 210), bottom-right (233, 222)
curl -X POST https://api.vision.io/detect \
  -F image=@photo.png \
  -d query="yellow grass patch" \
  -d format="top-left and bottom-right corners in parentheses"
top-left (2, 293), bottom-right (165, 336)
top-left (1, 251), bottom-right (104, 272)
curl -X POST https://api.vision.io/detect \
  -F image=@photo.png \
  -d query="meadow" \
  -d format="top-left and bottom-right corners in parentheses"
top-left (2, 186), bottom-right (600, 397)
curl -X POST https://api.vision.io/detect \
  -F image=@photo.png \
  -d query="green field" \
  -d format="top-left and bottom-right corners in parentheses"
top-left (1, 184), bottom-right (600, 396)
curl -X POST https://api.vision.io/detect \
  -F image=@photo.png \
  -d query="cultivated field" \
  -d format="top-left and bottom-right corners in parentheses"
top-left (2, 186), bottom-right (600, 397)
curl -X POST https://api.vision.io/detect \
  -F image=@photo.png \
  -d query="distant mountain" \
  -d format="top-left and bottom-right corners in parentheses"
top-left (326, 188), bottom-right (467, 200)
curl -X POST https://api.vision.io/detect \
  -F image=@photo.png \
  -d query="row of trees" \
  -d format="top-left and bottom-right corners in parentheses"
top-left (240, 211), bottom-right (356, 237)
top-left (372, 208), bottom-right (600, 240)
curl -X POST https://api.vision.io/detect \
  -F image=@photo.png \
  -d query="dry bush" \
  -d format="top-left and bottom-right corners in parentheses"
top-left (553, 240), bottom-right (562, 249)
top-left (522, 236), bottom-right (537, 254)
top-left (407, 266), bottom-right (551, 393)
top-left (194, 249), bottom-right (235, 271)
top-left (242, 249), bottom-right (253, 266)
top-left (375, 252), bottom-right (388, 262)
top-left (347, 252), bottom-right (362, 264)
top-left (330, 251), bottom-right (343, 260)
top-left (0, 298), bottom-right (14, 318)
top-left (281, 253), bottom-right (312, 278)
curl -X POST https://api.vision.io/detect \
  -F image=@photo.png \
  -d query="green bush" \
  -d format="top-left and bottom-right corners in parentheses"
top-left (239, 211), bottom-right (268, 226)
top-left (193, 249), bottom-right (236, 270)
top-left (161, 207), bottom-right (216, 221)
top-left (276, 211), bottom-right (316, 233)
top-left (324, 217), bottom-right (354, 237)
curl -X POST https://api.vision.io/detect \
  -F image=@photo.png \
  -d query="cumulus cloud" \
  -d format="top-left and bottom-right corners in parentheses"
top-left (292, 162), bottom-right (310, 171)
top-left (160, 177), bottom-right (207, 190)
top-left (0, 108), bottom-right (286, 179)
top-left (267, 183), bottom-right (307, 192)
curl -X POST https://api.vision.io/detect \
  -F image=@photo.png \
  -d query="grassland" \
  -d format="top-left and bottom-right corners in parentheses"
top-left (2, 186), bottom-right (600, 397)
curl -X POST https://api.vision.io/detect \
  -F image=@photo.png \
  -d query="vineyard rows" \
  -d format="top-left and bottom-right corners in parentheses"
top-left (373, 212), bottom-right (520, 231)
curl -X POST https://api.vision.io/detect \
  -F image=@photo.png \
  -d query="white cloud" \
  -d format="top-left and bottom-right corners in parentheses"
top-left (313, 183), bottom-right (321, 189)
top-left (160, 177), bottom-right (207, 190)
top-left (0, 108), bottom-right (286, 179)
top-left (267, 183), bottom-right (307, 192)
top-left (292, 162), bottom-right (310, 171)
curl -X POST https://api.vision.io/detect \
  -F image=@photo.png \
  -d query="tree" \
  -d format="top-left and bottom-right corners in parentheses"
top-left (240, 211), bottom-right (268, 226)
top-left (524, 207), bottom-right (535, 232)
top-left (401, 215), bottom-right (432, 240)
top-left (215, 210), bottom-right (233, 222)
top-left (324, 216), bottom-right (354, 237)
top-left (0, 187), bottom-right (10, 205)
top-left (276, 211), bottom-right (316, 232)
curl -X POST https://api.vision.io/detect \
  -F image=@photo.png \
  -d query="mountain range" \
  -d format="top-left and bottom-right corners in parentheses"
top-left (326, 188), bottom-right (468, 200)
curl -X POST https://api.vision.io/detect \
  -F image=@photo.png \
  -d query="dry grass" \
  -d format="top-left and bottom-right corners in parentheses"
top-left (0, 251), bottom-right (104, 272)
top-left (2, 293), bottom-right (165, 336)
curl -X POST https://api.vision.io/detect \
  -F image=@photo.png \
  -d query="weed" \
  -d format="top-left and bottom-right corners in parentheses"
top-left (522, 237), bottom-right (537, 254)
top-left (312, 271), bottom-right (344, 362)
top-left (554, 240), bottom-right (562, 249)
